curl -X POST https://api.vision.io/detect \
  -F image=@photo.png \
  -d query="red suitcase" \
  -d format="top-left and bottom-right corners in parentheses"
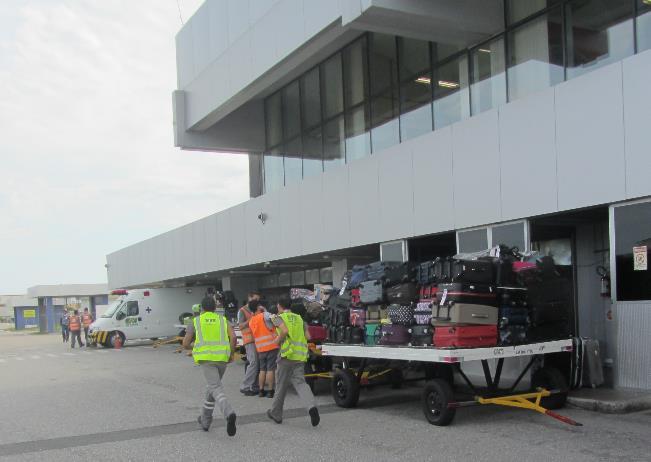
top-left (307, 325), bottom-right (327, 342)
top-left (351, 288), bottom-right (361, 305)
top-left (434, 324), bottom-right (498, 348)
top-left (419, 284), bottom-right (438, 299)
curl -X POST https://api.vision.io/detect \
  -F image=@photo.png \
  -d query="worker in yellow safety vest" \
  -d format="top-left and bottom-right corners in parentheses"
top-left (266, 298), bottom-right (320, 427)
top-left (183, 296), bottom-right (237, 436)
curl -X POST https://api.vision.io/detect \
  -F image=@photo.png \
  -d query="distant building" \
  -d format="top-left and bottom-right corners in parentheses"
top-left (0, 294), bottom-right (37, 325)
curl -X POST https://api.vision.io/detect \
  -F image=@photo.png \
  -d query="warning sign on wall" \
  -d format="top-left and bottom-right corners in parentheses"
top-left (23, 309), bottom-right (36, 318)
top-left (633, 246), bottom-right (647, 271)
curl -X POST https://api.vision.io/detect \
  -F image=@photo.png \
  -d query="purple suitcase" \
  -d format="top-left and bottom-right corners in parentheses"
top-left (377, 324), bottom-right (411, 345)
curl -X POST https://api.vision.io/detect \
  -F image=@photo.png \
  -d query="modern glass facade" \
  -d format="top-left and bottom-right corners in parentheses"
top-left (263, 0), bottom-right (651, 193)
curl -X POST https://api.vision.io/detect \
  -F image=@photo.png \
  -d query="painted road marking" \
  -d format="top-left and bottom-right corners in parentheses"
top-left (62, 353), bottom-right (76, 356)
top-left (0, 359), bottom-right (5, 363)
top-left (29, 355), bottom-right (40, 360)
top-left (46, 354), bottom-right (57, 358)
top-left (15, 357), bottom-right (24, 361)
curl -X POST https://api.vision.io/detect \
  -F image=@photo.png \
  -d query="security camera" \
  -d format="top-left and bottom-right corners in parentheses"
top-left (257, 212), bottom-right (267, 224)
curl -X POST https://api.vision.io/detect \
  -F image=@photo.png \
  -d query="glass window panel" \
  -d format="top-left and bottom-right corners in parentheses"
top-left (265, 92), bottom-right (282, 148)
top-left (302, 127), bottom-right (323, 179)
top-left (343, 37), bottom-right (369, 108)
top-left (432, 42), bottom-right (462, 63)
top-left (322, 53), bottom-right (344, 118)
top-left (301, 68), bottom-right (321, 129)
top-left (614, 201), bottom-right (651, 301)
top-left (507, 8), bottom-right (564, 102)
top-left (400, 76), bottom-right (433, 141)
top-left (283, 137), bottom-right (303, 186)
top-left (457, 228), bottom-right (489, 253)
top-left (491, 222), bottom-right (526, 251)
top-left (470, 37), bottom-right (506, 115)
top-left (637, 1), bottom-right (651, 52)
top-left (369, 33), bottom-right (398, 96)
top-left (282, 81), bottom-right (301, 139)
top-left (507, 0), bottom-right (559, 24)
top-left (345, 105), bottom-right (371, 162)
top-left (565, 0), bottom-right (634, 80)
top-left (323, 115), bottom-right (345, 171)
top-left (371, 94), bottom-right (400, 152)
top-left (433, 54), bottom-right (470, 129)
top-left (400, 38), bottom-right (430, 81)
top-left (264, 149), bottom-right (284, 193)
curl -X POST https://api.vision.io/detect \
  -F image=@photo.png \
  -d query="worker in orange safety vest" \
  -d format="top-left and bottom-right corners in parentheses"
top-left (81, 307), bottom-right (93, 347)
top-left (248, 306), bottom-right (280, 398)
top-left (69, 310), bottom-right (83, 349)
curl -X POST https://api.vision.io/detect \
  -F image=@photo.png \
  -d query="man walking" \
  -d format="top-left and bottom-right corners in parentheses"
top-left (248, 305), bottom-right (279, 398)
top-left (267, 298), bottom-right (320, 427)
top-left (69, 310), bottom-right (83, 348)
top-left (60, 311), bottom-right (69, 343)
top-left (238, 292), bottom-right (262, 396)
top-left (183, 296), bottom-right (237, 436)
top-left (81, 307), bottom-right (93, 346)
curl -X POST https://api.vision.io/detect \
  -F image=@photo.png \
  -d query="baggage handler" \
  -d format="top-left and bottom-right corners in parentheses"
top-left (248, 305), bottom-right (279, 398)
top-left (69, 310), bottom-right (83, 348)
top-left (267, 298), bottom-right (320, 427)
top-left (238, 292), bottom-right (262, 396)
top-left (81, 307), bottom-right (93, 346)
top-left (183, 296), bottom-right (237, 436)
top-left (60, 311), bottom-right (69, 343)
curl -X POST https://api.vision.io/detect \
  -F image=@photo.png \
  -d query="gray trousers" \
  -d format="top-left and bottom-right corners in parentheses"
top-left (269, 358), bottom-right (316, 420)
top-left (200, 362), bottom-right (234, 420)
top-left (241, 342), bottom-right (259, 392)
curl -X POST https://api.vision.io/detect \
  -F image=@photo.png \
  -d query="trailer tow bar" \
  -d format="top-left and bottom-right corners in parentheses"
top-left (475, 388), bottom-right (582, 426)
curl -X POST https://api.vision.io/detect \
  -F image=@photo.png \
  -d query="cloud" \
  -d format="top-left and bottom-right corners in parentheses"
top-left (0, 1), bottom-right (249, 293)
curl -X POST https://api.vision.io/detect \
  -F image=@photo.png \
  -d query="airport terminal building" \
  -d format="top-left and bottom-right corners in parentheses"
top-left (106, 0), bottom-right (651, 390)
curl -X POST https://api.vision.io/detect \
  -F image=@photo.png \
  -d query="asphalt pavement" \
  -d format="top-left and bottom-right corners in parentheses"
top-left (0, 333), bottom-right (649, 461)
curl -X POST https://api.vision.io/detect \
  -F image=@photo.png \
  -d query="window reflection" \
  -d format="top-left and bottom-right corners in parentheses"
top-left (399, 37), bottom-right (432, 141)
top-left (471, 37), bottom-right (506, 115)
top-left (323, 116), bottom-right (345, 171)
top-left (369, 33), bottom-right (400, 151)
top-left (302, 127), bottom-right (323, 179)
top-left (343, 38), bottom-right (371, 161)
top-left (565, 0), bottom-right (634, 79)
top-left (283, 138), bottom-right (303, 186)
top-left (322, 54), bottom-right (343, 118)
top-left (263, 149), bottom-right (284, 193)
top-left (638, 1), bottom-right (651, 52)
top-left (265, 92), bottom-right (282, 148)
top-left (433, 54), bottom-right (470, 129)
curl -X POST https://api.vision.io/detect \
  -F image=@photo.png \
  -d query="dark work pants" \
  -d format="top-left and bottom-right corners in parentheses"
top-left (83, 327), bottom-right (90, 344)
top-left (70, 330), bottom-right (83, 348)
top-left (62, 327), bottom-right (69, 342)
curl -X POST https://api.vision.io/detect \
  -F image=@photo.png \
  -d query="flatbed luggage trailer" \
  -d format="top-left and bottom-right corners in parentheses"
top-left (320, 339), bottom-right (582, 427)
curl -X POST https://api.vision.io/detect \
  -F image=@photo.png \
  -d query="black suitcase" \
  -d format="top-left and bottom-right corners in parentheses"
top-left (416, 260), bottom-right (437, 284)
top-left (498, 287), bottom-right (529, 307)
top-left (450, 259), bottom-right (496, 284)
top-left (436, 283), bottom-right (498, 307)
top-left (408, 325), bottom-right (433, 346)
top-left (385, 283), bottom-right (419, 304)
top-left (434, 258), bottom-right (452, 283)
top-left (345, 326), bottom-right (364, 344)
top-left (330, 325), bottom-right (347, 343)
top-left (359, 280), bottom-right (384, 304)
top-left (527, 279), bottom-right (572, 325)
top-left (498, 306), bottom-right (530, 327)
top-left (330, 307), bottom-right (350, 327)
top-left (365, 261), bottom-right (399, 282)
top-left (499, 325), bottom-right (528, 345)
top-left (528, 321), bottom-right (570, 342)
top-left (383, 262), bottom-right (416, 286)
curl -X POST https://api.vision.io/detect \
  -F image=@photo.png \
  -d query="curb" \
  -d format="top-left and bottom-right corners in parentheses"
top-left (567, 395), bottom-right (651, 414)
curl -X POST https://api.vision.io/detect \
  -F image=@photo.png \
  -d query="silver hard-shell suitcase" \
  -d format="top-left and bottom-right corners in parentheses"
top-left (432, 303), bottom-right (498, 325)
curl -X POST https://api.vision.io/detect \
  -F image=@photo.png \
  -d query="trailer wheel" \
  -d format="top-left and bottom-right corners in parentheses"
top-left (422, 379), bottom-right (456, 426)
top-left (332, 369), bottom-right (360, 408)
top-left (532, 367), bottom-right (568, 410)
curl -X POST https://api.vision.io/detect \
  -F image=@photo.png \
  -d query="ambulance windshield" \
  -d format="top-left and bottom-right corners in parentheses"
top-left (102, 300), bottom-right (124, 318)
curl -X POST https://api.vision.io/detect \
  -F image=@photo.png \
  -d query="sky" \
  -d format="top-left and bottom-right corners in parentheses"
top-left (0, 0), bottom-right (249, 294)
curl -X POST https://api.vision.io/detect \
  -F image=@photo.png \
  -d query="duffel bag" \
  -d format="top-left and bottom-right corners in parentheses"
top-left (414, 301), bottom-right (433, 325)
top-left (386, 282), bottom-right (419, 304)
top-left (377, 324), bottom-right (411, 345)
top-left (360, 280), bottom-right (384, 304)
top-left (408, 325), bottom-right (433, 346)
top-left (387, 304), bottom-right (415, 326)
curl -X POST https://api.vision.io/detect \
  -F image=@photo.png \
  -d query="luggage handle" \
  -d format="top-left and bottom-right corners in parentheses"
top-left (471, 314), bottom-right (489, 319)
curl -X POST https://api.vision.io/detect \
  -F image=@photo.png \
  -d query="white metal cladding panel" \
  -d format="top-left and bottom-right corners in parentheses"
top-left (185, 51), bottom-right (232, 128)
top-left (451, 109), bottom-right (502, 229)
top-left (278, 182), bottom-right (303, 258)
top-left (230, 204), bottom-right (248, 266)
top-left (623, 49), bottom-right (651, 200)
top-left (207, 0), bottom-right (229, 61)
top-left (227, 0), bottom-right (250, 43)
top-left (411, 127), bottom-right (454, 236)
top-left (216, 209), bottom-right (233, 270)
top-left (251, 5), bottom-right (280, 79)
top-left (250, 0), bottom-right (278, 25)
top-left (498, 87), bottom-right (558, 220)
top-left (227, 32), bottom-right (254, 95)
top-left (275, 0), bottom-right (306, 60)
top-left (615, 302), bottom-right (651, 390)
top-left (258, 189), bottom-right (282, 262)
top-left (204, 214), bottom-right (218, 274)
top-left (300, 175), bottom-right (325, 255)
top-left (303, 0), bottom-right (341, 35)
top-left (194, 217), bottom-right (208, 274)
top-left (348, 155), bottom-right (381, 247)
top-left (244, 197), bottom-right (263, 264)
top-left (377, 143), bottom-right (415, 242)
top-left (555, 63), bottom-right (626, 211)
top-left (191, 4), bottom-right (211, 74)
top-left (321, 165), bottom-right (351, 251)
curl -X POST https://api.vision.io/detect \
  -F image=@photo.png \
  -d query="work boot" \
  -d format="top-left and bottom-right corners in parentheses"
top-left (197, 414), bottom-right (212, 432)
top-left (243, 389), bottom-right (257, 396)
top-left (259, 389), bottom-right (267, 398)
top-left (266, 390), bottom-right (275, 399)
top-left (309, 407), bottom-right (320, 427)
top-left (226, 413), bottom-right (237, 437)
top-left (266, 409), bottom-right (282, 424)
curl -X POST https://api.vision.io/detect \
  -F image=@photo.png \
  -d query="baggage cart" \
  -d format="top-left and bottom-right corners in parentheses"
top-left (319, 339), bottom-right (581, 427)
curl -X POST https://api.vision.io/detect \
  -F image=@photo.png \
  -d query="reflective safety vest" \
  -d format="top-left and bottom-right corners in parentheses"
top-left (192, 312), bottom-right (231, 364)
top-left (81, 313), bottom-right (92, 327)
top-left (239, 306), bottom-right (254, 345)
top-left (278, 312), bottom-right (308, 362)
top-left (69, 315), bottom-right (81, 331)
top-left (249, 313), bottom-right (279, 353)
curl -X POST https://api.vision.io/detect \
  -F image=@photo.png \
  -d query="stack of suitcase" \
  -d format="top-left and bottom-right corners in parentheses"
top-left (498, 287), bottom-right (530, 345)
